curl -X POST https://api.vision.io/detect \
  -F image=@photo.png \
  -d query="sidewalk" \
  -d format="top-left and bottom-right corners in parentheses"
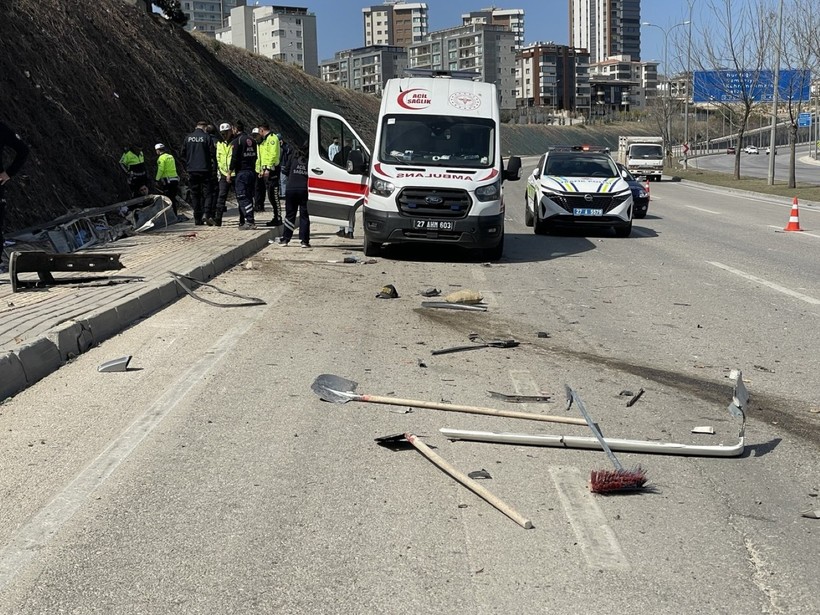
top-left (0, 218), bottom-right (276, 401)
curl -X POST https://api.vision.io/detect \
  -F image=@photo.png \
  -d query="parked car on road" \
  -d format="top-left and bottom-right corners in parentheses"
top-left (745, 146), bottom-right (759, 154)
top-left (726, 147), bottom-right (736, 154)
top-left (525, 146), bottom-right (634, 237)
top-left (617, 163), bottom-right (649, 219)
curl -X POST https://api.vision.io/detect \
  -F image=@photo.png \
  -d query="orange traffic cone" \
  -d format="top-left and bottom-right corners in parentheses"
top-left (784, 197), bottom-right (803, 232)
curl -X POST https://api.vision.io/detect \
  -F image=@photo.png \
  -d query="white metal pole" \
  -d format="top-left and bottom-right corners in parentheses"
top-left (683, 1), bottom-right (693, 169)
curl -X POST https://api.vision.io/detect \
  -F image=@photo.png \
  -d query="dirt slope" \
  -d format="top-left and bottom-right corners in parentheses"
top-left (0, 0), bottom-right (381, 233)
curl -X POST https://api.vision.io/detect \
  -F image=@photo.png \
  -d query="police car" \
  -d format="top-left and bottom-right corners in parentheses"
top-left (525, 146), bottom-right (634, 237)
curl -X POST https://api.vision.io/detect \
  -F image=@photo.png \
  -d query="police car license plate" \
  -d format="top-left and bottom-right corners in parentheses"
top-left (573, 208), bottom-right (603, 216)
top-left (414, 220), bottom-right (454, 230)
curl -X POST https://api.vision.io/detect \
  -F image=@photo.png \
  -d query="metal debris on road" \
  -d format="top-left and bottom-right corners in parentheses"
top-left (467, 469), bottom-right (492, 480)
top-left (420, 288), bottom-right (441, 297)
top-left (487, 391), bottom-right (552, 403)
top-left (691, 426), bottom-right (716, 434)
top-left (420, 301), bottom-right (487, 311)
top-left (626, 388), bottom-right (645, 407)
top-left (800, 509), bottom-right (820, 519)
top-left (431, 334), bottom-right (519, 355)
top-left (536, 331), bottom-right (550, 338)
top-left (97, 356), bottom-right (132, 373)
top-left (169, 271), bottom-right (266, 308)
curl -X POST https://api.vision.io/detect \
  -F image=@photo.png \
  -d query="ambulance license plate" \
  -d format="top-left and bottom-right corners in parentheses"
top-left (414, 220), bottom-right (454, 230)
top-left (573, 208), bottom-right (603, 216)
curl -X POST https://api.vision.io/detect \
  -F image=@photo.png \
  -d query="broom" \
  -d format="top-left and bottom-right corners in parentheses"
top-left (565, 385), bottom-right (648, 494)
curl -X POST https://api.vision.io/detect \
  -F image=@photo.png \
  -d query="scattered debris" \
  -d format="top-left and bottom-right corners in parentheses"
top-left (536, 331), bottom-right (550, 338)
top-left (97, 355), bottom-right (132, 373)
top-left (431, 334), bottom-right (519, 356)
top-left (691, 426), bottom-right (715, 434)
top-left (618, 390), bottom-right (634, 397)
top-left (376, 284), bottom-right (399, 299)
top-left (441, 370), bottom-right (749, 459)
top-left (753, 364), bottom-right (775, 373)
top-left (444, 289), bottom-right (483, 304)
top-left (467, 469), bottom-right (492, 480)
top-left (169, 272), bottom-right (266, 308)
top-left (673, 302), bottom-right (691, 306)
top-left (378, 433), bottom-right (532, 529)
top-left (800, 509), bottom-right (820, 519)
top-left (625, 388), bottom-right (645, 407)
top-left (310, 373), bottom-right (586, 425)
top-left (567, 385), bottom-right (648, 494)
top-left (9, 251), bottom-right (128, 292)
top-left (487, 391), bottom-right (551, 403)
top-left (417, 358), bottom-right (427, 368)
top-left (420, 288), bottom-right (441, 297)
top-left (327, 256), bottom-right (359, 264)
top-left (244, 261), bottom-right (258, 270)
top-left (421, 301), bottom-right (487, 311)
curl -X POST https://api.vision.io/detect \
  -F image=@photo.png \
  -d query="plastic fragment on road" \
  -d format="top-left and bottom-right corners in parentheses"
top-left (692, 426), bottom-right (715, 434)
top-left (98, 356), bottom-right (132, 373)
top-left (800, 509), bottom-right (820, 519)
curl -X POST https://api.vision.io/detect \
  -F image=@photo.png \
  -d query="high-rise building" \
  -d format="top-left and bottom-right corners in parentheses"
top-left (362, 2), bottom-right (428, 48)
top-left (516, 42), bottom-right (590, 114)
top-left (181, 0), bottom-right (246, 35)
top-left (569, 0), bottom-right (640, 64)
top-left (408, 24), bottom-right (517, 109)
top-left (216, 5), bottom-right (319, 76)
top-left (321, 46), bottom-right (408, 95)
top-left (462, 8), bottom-right (525, 50)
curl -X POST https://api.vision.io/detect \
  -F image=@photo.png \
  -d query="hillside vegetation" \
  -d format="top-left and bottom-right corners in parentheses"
top-left (1, 0), bottom-right (660, 234)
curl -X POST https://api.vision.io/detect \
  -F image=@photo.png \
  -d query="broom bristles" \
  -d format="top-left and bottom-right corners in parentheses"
top-left (590, 466), bottom-right (648, 494)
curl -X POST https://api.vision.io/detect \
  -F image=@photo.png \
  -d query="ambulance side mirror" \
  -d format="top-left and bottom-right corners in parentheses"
top-left (503, 156), bottom-right (522, 181)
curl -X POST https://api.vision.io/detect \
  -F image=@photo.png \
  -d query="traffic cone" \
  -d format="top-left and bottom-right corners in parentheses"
top-left (784, 197), bottom-right (803, 232)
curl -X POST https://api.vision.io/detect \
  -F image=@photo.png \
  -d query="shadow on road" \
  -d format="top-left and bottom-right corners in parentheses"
top-left (741, 438), bottom-right (782, 459)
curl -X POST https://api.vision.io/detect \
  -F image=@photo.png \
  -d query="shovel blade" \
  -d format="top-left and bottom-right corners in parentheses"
top-left (311, 373), bottom-right (359, 403)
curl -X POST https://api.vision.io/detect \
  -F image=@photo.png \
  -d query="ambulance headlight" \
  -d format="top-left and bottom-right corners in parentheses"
top-left (370, 178), bottom-right (395, 197)
top-left (475, 181), bottom-right (500, 202)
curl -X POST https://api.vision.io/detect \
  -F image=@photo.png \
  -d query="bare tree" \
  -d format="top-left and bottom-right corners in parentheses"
top-left (780, 0), bottom-right (820, 187)
top-left (691, 0), bottom-right (774, 179)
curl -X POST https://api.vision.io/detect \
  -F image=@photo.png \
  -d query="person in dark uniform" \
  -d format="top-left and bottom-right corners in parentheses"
top-left (203, 123), bottom-right (220, 225)
top-left (274, 140), bottom-right (310, 247)
top-left (0, 120), bottom-right (29, 268)
top-left (181, 120), bottom-right (216, 225)
top-left (229, 120), bottom-right (258, 229)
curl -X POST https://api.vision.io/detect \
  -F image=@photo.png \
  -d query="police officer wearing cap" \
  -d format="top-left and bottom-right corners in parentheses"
top-left (214, 122), bottom-right (235, 227)
top-left (154, 143), bottom-right (180, 215)
top-left (181, 120), bottom-right (216, 225)
top-left (119, 144), bottom-right (148, 198)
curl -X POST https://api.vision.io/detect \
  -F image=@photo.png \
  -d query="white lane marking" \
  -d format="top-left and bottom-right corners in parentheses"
top-left (767, 225), bottom-right (820, 239)
top-left (709, 261), bottom-right (820, 305)
top-left (0, 297), bottom-right (278, 592)
top-left (549, 466), bottom-right (630, 570)
top-left (687, 205), bottom-right (721, 214)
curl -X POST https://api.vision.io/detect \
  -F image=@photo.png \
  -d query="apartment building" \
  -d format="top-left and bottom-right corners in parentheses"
top-left (588, 55), bottom-right (658, 112)
top-left (362, 2), bottom-right (428, 47)
top-left (569, 0), bottom-right (640, 64)
top-left (216, 5), bottom-right (318, 76)
top-left (181, 0), bottom-right (245, 35)
top-left (320, 46), bottom-right (408, 95)
top-left (408, 24), bottom-right (517, 109)
top-left (516, 42), bottom-right (590, 114)
top-left (462, 8), bottom-right (525, 50)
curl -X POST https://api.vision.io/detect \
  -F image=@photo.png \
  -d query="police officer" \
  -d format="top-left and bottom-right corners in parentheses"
top-left (1, 120), bottom-right (29, 269)
top-left (214, 122), bottom-right (235, 227)
top-left (203, 123), bottom-right (220, 225)
top-left (119, 144), bottom-right (148, 197)
top-left (257, 122), bottom-right (282, 226)
top-left (229, 120), bottom-right (258, 229)
top-left (181, 120), bottom-right (216, 225)
top-left (154, 143), bottom-right (180, 215)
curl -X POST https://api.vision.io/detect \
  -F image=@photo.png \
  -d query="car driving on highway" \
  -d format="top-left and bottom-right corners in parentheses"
top-left (617, 163), bottom-right (649, 219)
top-left (744, 146), bottom-right (759, 154)
top-left (525, 146), bottom-right (634, 237)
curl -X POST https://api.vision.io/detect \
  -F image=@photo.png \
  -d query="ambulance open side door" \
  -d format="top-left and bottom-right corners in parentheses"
top-left (308, 109), bottom-right (371, 229)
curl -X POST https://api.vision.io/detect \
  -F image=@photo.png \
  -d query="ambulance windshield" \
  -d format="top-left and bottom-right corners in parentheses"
top-left (379, 115), bottom-right (495, 168)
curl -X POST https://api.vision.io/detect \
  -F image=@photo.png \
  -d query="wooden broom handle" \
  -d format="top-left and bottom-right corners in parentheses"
top-left (359, 394), bottom-right (586, 425)
top-left (405, 433), bottom-right (533, 530)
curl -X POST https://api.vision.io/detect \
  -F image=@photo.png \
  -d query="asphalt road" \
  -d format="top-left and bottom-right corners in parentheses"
top-left (690, 143), bottom-right (820, 185)
top-left (1, 168), bottom-right (819, 613)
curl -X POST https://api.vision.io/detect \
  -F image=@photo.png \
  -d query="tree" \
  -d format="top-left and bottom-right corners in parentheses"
top-left (690, 0), bottom-right (774, 179)
top-left (153, 0), bottom-right (188, 26)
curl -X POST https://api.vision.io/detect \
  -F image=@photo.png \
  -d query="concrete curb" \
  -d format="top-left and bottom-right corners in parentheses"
top-left (0, 231), bottom-right (273, 403)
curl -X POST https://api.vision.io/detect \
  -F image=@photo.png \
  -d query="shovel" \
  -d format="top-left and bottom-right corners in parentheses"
top-left (311, 374), bottom-right (586, 426)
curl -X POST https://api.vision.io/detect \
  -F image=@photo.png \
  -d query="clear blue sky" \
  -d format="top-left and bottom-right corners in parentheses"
top-left (255, 1), bottom-right (696, 65)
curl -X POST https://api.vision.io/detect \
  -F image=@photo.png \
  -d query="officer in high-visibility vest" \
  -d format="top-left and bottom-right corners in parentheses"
top-left (256, 122), bottom-right (282, 226)
top-left (214, 122), bottom-right (235, 227)
top-left (154, 143), bottom-right (179, 215)
top-left (119, 145), bottom-right (148, 197)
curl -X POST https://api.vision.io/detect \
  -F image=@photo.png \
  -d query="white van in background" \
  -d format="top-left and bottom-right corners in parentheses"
top-left (307, 70), bottom-right (521, 260)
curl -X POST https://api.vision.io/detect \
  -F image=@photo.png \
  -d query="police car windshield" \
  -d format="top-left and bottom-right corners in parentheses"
top-left (379, 115), bottom-right (495, 168)
top-left (544, 153), bottom-right (618, 178)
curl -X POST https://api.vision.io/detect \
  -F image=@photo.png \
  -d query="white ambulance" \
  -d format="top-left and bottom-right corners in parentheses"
top-left (307, 71), bottom-right (521, 259)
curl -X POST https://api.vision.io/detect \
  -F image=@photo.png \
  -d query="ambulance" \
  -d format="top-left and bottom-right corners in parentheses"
top-left (307, 70), bottom-right (521, 259)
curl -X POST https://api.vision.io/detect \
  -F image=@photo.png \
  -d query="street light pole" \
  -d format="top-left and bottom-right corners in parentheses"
top-left (683, 1), bottom-right (694, 169)
top-left (642, 21), bottom-right (690, 156)
top-left (767, 0), bottom-right (784, 185)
